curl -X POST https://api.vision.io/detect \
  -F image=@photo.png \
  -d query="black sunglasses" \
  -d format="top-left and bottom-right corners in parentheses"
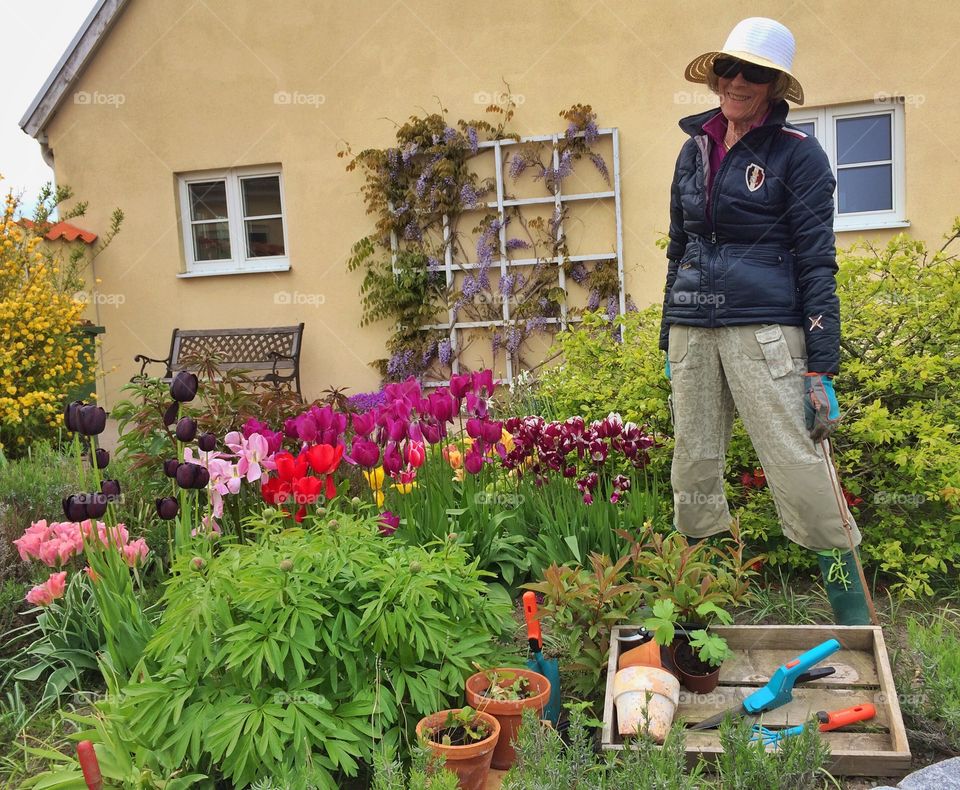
top-left (712, 57), bottom-right (780, 84)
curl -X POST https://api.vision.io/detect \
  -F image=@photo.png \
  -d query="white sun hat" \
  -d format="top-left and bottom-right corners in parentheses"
top-left (684, 17), bottom-right (805, 105)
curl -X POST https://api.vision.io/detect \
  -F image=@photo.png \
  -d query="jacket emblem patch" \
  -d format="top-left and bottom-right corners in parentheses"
top-left (745, 163), bottom-right (765, 192)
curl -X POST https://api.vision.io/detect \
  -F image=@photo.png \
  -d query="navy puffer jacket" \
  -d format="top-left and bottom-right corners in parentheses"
top-left (659, 98), bottom-right (841, 375)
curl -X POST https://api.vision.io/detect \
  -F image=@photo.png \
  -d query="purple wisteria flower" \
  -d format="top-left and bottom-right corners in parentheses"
top-left (606, 295), bottom-right (619, 322)
top-left (347, 389), bottom-right (388, 412)
top-left (462, 275), bottom-right (480, 299)
top-left (506, 238), bottom-right (530, 251)
top-left (526, 315), bottom-right (548, 333)
top-left (491, 331), bottom-right (502, 357)
top-left (422, 339), bottom-right (437, 367)
top-left (569, 262), bottom-right (588, 284)
top-left (415, 168), bottom-right (432, 199)
top-left (466, 126), bottom-right (479, 155)
top-left (506, 327), bottom-right (523, 355)
top-left (387, 349), bottom-right (414, 379)
top-left (428, 256), bottom-right (441, 271)
top-left (499, 273), bottom-right (516, 297)
top-left (587, 289), bottom-right (601, 311)
top-left (589, 152), bottom-right (610, 184)
top-left (438, 338), bottom-right (453, 365)
top-left (460, 182), bottom-right (479, 209)
top-left (508, 154), bottom-right (529, 180)
top-left (401, 142), bottom-right (419, 164)
top-left (403, 221), bottom-right (422, 241)
top-left (443, 126), bottom-right (457, 144)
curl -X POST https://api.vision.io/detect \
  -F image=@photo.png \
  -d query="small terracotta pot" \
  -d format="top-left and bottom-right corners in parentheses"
top-left (670, 642), bottom-right (722, 693)
top-left (465, 667), bottom-right (551, 770)
top-left (416, 709), bottom-right (500, 790)
top-left (619, 640), bottom-right (662, 670)
top-left (612, 666), bottom-right (680, 743)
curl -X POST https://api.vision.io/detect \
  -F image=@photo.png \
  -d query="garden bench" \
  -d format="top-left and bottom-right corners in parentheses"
top-left (133, 324), bottom-right (305, 397)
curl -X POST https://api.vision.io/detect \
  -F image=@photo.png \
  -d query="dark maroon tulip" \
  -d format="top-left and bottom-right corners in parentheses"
top-left (63, 495), bottom-right (87, 522)
top-left (92, 448), bottom-right (110, 469)
top-left (101, 479), bottom-right (121, 500)
top-left (176, 417), bottom-right (198, 443)
top-left (77, 405), bottom-right (107, 436)
top-left (351, 438), bottom-right (380, 469)
top-left (176, 462), bottom-right (210, 489)
top-left (197, 432), bottom-right (217, 452)
top-left (64, 400), bottom-right (83, 432)
top-left (162, 401), bottom-right (179, 427)
top-left (163, 458), bottom-right (179, 478)
top-left (86, 493), bottom-right (108, 519)
top-left (170, 371), bottom-right (199, 403)
top-left (156, 497), bottom-right (179, 520)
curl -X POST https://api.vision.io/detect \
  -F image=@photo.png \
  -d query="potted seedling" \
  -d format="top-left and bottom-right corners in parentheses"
top-left (416, 706), bottom-right (500, 790)
top-left (465, 667), bottom-right (551, 769)
top-left (642, 599), bottom-right (734, 693)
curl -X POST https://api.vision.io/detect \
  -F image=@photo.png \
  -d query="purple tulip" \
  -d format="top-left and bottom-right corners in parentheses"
top-left (92, 448), bottom-right (110, 469)
top-left (77, 405), bottom-right (107, 436)
top-left (448, 373), bottom-right (472, 400)
top-left (64, 400), bottom-right (83, 432)
top-left (176, 462), bottom-right (209, 490)
top-left (420, 421), bottom-right (442, 445)
top-left (480, 420), bottom-right (502, 444)
top-left (170, 371), bottom-right (199, 403)
top-left (176, 417), bottom-right (198, 442)
top-left (385, 417), bottom-right (407, 443)
top-left (156, 497), bottom-right (179, 520)
top-left (163, 459), bottom-right (179, 478)
top-left (198, 432), bottom-right (217, 452)
top-left (464, 448), bottom-right (485, 475)
top-left (101, 479), bottom-right (122, 500)
top-left (294, 413), bottom-right (318, 443)
top-left (466, 418), bottom-right (483, 440)
top-left (162, 401), bottom-right (180, 427)
top-left (351, 438), bottom-right (381, 469)
top-left (378, 510), bottom-right (400, 536)
top-left (352, 411), bottom-right (376, 437)
top-left (382, 443), bottom-right (403, 477)
top-left (86, 493), bottom-right (108, 519)
top-left (62, 495), bottom-right (87, 522)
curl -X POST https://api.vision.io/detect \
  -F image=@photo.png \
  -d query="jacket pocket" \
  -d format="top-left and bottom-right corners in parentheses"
top-left (669, 247), bottom-right (703, 310)
top-left (721, 244), bottom-right (797, 311)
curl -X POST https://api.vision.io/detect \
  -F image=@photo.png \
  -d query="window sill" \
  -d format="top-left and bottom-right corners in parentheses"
top-left (177, 262), bottom-right (291, 278)
top-left (834, 218), bottom-right (911, 233)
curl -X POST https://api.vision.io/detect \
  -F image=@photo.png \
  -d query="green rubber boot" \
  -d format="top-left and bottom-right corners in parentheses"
top-left (817, 550), bottom-right (871, 625)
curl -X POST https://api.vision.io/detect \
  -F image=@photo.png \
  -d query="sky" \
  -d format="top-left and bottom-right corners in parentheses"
top-left (1, 0), bottom-right (100, 217)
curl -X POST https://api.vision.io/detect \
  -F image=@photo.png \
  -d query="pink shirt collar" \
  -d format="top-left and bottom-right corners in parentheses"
top-left (703, 103), bottom-right (773, 147)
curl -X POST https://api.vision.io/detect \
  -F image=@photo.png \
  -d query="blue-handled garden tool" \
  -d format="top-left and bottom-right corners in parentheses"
top-left (522, 591), bottom-right (561, 726)
top-left (751, 702), bottom-right (877, 745)
top-left (690, 638), bottom-right (842, 731)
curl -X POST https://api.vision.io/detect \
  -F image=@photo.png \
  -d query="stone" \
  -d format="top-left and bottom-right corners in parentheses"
top-left (896, 758), bottom-right (960, 789)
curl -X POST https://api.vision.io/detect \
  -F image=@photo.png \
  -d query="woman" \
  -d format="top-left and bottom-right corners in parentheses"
top-left (659, 17), bottom-right (869, 624)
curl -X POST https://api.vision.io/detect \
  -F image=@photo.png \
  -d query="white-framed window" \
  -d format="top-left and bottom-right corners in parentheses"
top-left (177, 165), bottom-right (290, 276)
top-left (789, 100), bottom-right (908, 232)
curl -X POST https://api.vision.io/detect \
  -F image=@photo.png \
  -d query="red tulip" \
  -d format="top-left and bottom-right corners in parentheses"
top-left (405, 441), bottom-right (426, 468)
top-left (307, 444), bottom-right (343, 475)
top-left (261, 477), bottom-right (291, 505)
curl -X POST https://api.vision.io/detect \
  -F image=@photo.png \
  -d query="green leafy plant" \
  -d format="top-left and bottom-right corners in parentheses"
top-left (686, 630), bottom-right (733, 669)
top-left (426, 707), bottom-right (492, 746)
top-left (35, 510), bottom-right (512, 788)
top-left (479, 669), bottom-right (530, 701)
top-left (372, 746), bottom-right (460, 790)
top-left (523, 553), bottom-right (641, 697)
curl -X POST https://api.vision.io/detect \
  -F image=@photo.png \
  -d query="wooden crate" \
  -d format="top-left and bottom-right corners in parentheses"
top-left (602, 625), bottom-right (911, 777)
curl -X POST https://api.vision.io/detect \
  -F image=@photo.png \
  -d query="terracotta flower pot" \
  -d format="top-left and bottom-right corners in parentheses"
top-left (612, 665), bottom-right (680, 743)
top-left (465, 667), bottom-right (551, 770)
top-left (416, 709), bottom-right (500, 790)
top-left (670, 641), bottom-right (722, 693)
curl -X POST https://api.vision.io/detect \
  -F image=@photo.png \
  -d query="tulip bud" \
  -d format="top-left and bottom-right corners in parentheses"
top-left (279, 559), bottom-right (294, 572)
top-left (86, 493), bottom-right (108, 519)
top-left (77, 405), bottom-right (107, 436)
top-left (101, 479), bottom-right (122, 500)
top-left (163, 459), bottom-right (179, 478)
top-left (64, 400), bottom-right (83, 432)
top-left (176, 417), bottom-right (198, 443)
top-left (190, 556), bottom-right (205, 570)
top-left (156, 497), bottom-right (179, 520)
top-left (170, 371), bottom-right (199, 403)
top-left (62, 495), bottom-right (87, 522)
top-left (198, 432), bottom-right (217, 452)
top-left (162, 401), bottom-right (180, 427)
top-left (93, 448), bottom-right (110, 469)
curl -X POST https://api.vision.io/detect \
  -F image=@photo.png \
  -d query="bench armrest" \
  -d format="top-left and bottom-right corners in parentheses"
top-left (133, 354), bottom-right (171, 379)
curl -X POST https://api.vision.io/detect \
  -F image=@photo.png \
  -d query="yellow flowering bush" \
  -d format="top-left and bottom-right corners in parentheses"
top-left (1, 188), bottom-right (90, 456)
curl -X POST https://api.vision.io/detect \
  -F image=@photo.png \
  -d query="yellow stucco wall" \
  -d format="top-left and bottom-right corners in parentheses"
top-left (40, 0), bottom-right (960, 408)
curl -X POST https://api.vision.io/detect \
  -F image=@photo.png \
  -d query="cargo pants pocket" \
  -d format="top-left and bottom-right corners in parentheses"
top-left (754, 325), bottom-right (794, 379)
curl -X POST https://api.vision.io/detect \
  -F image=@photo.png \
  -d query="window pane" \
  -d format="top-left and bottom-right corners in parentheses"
top-left (193, 221), bottom-right (232, 261)
top-left (189, 181), bottom-right (229, 221)
top-left (837, 115), bottom-right (891, 165)
top-left (242, 175), bottom-right (282, 217)
top-left (793, 121), bottom-right (815, 137)
top-left (837, 165), bottom-right (893, 213)
top-left (245, 217), bottom-right (285, 257)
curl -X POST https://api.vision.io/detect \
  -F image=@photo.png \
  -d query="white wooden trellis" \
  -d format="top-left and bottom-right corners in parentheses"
top-left (391, 127), bottom-right (626, 387)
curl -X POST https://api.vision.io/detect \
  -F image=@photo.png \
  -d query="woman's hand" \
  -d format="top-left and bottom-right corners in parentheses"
top-left (804, 373), bottom-right (840, 441)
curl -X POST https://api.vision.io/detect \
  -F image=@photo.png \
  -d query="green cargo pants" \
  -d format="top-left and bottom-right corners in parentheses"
top-left (667, 323), bottom-right (861, 551)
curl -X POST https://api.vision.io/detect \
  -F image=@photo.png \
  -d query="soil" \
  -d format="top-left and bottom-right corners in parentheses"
top-left (481, 677), bottom-right (533, 701)
top-left (672, 639), bottom-right (715, 676)
top-left (428, 724), bottom-right (491, 747)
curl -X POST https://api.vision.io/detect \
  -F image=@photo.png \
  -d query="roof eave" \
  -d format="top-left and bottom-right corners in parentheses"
top-left (19, 0), bottom-right (131, 139)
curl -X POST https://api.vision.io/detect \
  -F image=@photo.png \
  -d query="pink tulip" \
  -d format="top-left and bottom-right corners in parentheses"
top-left (405, 441), bottom-right (426, 469)
top-left (26, 571), bottom-right (67, 606)
top-left (122, 538), bottom-right (149, 568)
top-left (14, 521), bottom-right (49, 562)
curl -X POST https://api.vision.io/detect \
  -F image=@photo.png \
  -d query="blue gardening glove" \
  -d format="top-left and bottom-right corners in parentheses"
top-left (665, 358), bottom-right (672, 380)
top-left (804, 373), bottom-right (840, 441)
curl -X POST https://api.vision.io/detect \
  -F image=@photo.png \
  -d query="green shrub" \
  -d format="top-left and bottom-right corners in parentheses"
top-left (902, 610), bottom-right (960, 752)
top-left (35, 510), bottom-right (512, 789)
